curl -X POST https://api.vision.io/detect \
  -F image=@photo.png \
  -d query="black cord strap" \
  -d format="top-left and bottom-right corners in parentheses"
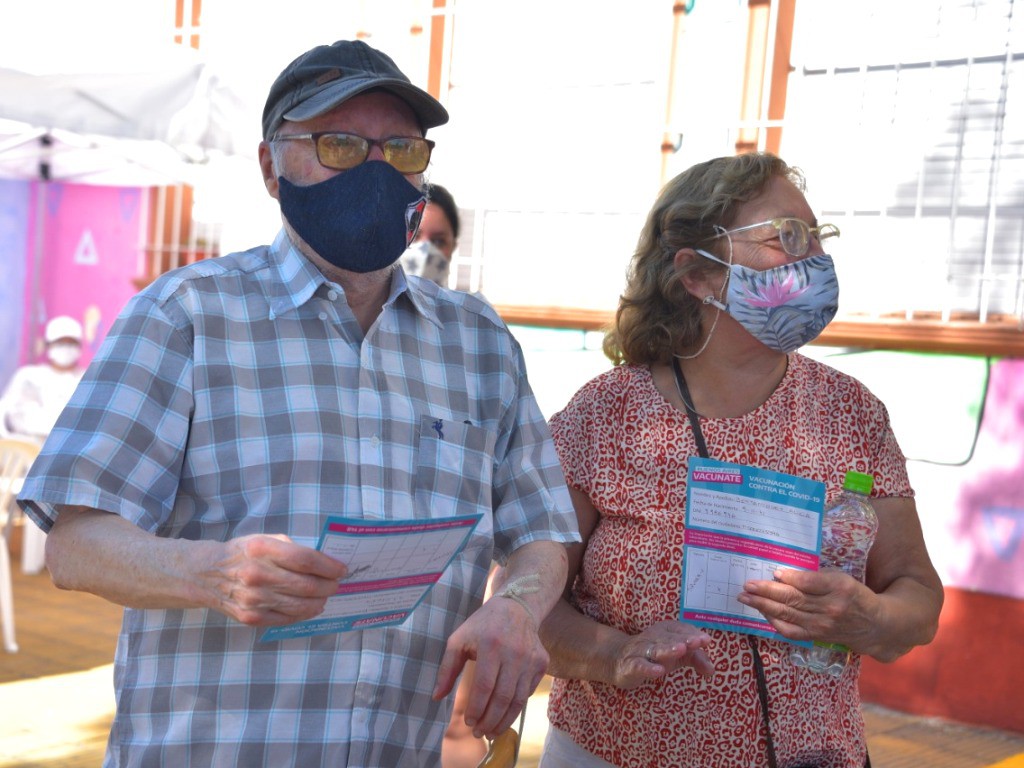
top-left (672, 358), bottom-right (777, 768)
top-left (671, 358), bottom-right (871, 768)
top-left (748, 634), bottom-right (780, 768)
top-left (671, 358), bottom-right (709, 459)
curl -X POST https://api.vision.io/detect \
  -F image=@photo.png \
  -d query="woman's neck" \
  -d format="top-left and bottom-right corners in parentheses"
top-left (656, 337), bottom-right (789, 419)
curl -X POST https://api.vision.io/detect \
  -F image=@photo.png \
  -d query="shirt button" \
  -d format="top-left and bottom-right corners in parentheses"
top-left (327, 290), bottom-right (338, 301)
top-left (318, 311), bottom-right (328, 321)
top-left (370, 435), bottom-right (381, 448)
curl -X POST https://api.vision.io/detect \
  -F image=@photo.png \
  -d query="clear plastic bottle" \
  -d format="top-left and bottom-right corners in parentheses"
top-left (791, 470), bottom-right (878, 677)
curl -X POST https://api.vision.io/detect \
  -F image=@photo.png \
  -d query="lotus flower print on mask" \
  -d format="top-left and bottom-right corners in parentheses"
top-left (696, 249), bottom-right (839, 353)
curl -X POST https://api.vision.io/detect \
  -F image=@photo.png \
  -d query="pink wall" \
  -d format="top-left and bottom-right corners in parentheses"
top-left (910, 358), bottom-right (1024, 601)
top-left (953, 359), bottom-right (1024, 594)
top-left (863, 357), bottom-right (1024, 733)
top-left (19, 181), bottom-right (146, 369)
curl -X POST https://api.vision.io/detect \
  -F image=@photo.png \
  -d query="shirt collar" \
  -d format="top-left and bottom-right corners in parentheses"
top-left (266, 230), bottom-right (329, 320)
top-left (266, 231), bottom-right (443, 329)
top-left (392, 264), bottom-right (443, 330)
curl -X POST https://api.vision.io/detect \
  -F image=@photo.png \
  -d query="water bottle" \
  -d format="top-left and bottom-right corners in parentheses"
top-left (791, 470), bottom-right (878, 677)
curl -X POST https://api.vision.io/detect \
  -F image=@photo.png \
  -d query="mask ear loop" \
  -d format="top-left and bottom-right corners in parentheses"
top-left (709, 227), bottom-right (734, 308)
top-left (675, 226), bottom-right (730, 361)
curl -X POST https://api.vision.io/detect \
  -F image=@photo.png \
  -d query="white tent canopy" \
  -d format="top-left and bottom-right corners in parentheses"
top-left (0, 43), bottom-right (262, 377)
top-left (0, 44), bottom-right (257, 186)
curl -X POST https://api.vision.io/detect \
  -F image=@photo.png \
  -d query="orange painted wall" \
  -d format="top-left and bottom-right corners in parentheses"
top-left (860, 586), bottom-right (1024, 734)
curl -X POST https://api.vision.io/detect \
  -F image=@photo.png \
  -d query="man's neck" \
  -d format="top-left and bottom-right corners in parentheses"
top-left (329, 266), bottom-right (394, 334)
top-left (286, 226), bottom-right (396, 334)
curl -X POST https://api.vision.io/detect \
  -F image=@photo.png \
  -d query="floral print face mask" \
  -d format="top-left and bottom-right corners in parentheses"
top-left (695, 249), bottom-right (839, 353)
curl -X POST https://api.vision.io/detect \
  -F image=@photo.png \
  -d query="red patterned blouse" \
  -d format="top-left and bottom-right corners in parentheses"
top-left (546, 354), bottom-right (911, 768)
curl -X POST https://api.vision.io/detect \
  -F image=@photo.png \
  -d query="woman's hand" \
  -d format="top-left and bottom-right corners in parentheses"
top-left (541, 488), bottom-right (718, 689)
top-left (610, 620), bottom-right (716, 690)
top-left (738, 496), bottom-right (943, 662)
top-left (738, 567), bottom-right (876, 649)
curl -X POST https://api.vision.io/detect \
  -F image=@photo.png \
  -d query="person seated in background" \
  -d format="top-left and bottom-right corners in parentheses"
top-left (537, 152), bottom-right (943, 768)
top-left (0, 314), bottom-right (84, 573)
top-left (0, 315), bottom-right (84, 444)
top-left (401, 182), bottom-right (460, 286)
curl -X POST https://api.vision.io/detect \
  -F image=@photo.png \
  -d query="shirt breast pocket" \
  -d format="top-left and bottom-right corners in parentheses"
top-left (415, 415), bottom-right (496, 519)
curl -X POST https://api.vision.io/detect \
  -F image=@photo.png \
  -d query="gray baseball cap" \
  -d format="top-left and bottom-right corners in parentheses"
top-left (262, 39), bottom-right (449, 139)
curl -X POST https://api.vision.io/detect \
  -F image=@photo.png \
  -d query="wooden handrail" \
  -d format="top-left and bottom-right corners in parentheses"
top-left (816, 317), bottom-right (1024, 357)
top-left (493, 305), bottom-right (1024, 358)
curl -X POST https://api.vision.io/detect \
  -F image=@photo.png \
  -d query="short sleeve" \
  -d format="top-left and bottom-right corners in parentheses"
top-left (18, 294), bottom-right (195, 532)
top-left (548, 369), bottom-right (623, 499)
top-left (861, 387), bottom-right (913, 499)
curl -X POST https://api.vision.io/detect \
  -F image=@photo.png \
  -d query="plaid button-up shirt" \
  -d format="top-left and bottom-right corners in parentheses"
top-left (20, 231), bottom-right (578, 767)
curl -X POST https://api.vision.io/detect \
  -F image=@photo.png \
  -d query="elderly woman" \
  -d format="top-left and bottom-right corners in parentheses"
top-left (538, 152), bottom-right (943, 768)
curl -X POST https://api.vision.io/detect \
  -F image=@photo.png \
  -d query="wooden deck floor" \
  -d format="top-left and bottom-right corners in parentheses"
top-left (2, 523), bottom-right (1024, 768)
top-left (1, 525), bottom-right (121, 767)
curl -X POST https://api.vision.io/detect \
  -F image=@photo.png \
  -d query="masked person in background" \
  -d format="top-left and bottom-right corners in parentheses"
top-left (401, 182), bottom-right (460, 287)
top-left (0, 315), bottom-right (84, 444)
top-left (538, 152), bottom-right (942, 768)
top-left (18, 39), bottom-right (578, 768)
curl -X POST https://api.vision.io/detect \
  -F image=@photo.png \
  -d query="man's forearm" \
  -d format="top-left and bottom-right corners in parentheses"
top-left (490, 540), bottom-right (568, 629)
top-left (47, 505), bottom-right (217, 609)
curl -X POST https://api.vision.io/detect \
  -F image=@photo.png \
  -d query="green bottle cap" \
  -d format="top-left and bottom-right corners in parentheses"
top-left (843, 470), bottom-right (874, 495)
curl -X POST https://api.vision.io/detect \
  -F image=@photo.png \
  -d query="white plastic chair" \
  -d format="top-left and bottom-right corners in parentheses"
top-left (0, 437), bottom-right (42, 653)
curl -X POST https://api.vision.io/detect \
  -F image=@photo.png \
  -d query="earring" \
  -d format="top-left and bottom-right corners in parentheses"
top-left (703, 295), bottom-right (716, 304)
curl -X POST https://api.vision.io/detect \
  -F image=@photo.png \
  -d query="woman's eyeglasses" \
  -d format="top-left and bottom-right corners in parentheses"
top-left (705, 217), bottom-right (840, 259)
top-left (272, 131), bottom-right (434, 174)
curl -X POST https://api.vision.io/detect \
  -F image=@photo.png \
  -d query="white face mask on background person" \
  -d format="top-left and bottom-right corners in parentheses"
top-left (400, 240), bottom-right (451, 287)
top-left (47, 342), bottom-right (82, 369)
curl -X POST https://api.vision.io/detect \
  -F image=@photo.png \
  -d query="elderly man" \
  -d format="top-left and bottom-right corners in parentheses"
top-left (19, 40), bottom-right (577, 767)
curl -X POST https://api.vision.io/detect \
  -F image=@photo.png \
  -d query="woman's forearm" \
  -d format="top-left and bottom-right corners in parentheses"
top-left (539, 598), bottom-right (628, 684)
top-left (861, 576), bottom-right (943, 662)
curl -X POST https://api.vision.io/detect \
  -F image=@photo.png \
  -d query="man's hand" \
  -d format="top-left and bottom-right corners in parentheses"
top-left (46, 508), bottom-right (347, 626)
top-left (432, 595), bottom-right (548, 739)
top-left (200, 534), bottom-right (349, 626)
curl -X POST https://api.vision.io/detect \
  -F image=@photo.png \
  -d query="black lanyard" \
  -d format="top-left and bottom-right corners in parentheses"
top-left (672, 358), bottom-right (779, 768)
top-left (670, 358), bottom-right (871, 768)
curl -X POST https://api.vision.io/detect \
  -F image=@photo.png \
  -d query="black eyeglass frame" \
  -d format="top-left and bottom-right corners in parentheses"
top-left (271, 131), bottom-right (435, 174)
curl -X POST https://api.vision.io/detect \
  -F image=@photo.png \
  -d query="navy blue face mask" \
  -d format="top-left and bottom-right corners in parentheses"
top-left (277, 161), bottom-right (427, 274)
